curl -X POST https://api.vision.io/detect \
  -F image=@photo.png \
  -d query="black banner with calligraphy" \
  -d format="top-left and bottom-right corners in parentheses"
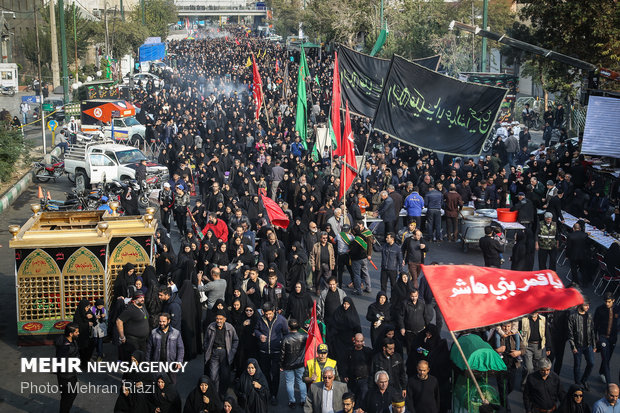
top-left (338, 46), bottom-right (440, 118)
top-left (373, 55), bottom-right (507, 156)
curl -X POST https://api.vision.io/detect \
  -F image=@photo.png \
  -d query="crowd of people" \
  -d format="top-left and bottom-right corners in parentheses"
top-left (51, 27), bottom-right (620, 413)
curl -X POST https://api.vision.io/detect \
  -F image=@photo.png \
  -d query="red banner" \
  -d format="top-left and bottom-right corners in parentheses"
top-left (305, 300), bottom-right (324, 366)
top-left (422, 265), bottom-right (584, 332)
top-left (339, 102), bottom-right (358, 200)
top-left (252, 54), bottom-right (263, 120)
top-left (260, 195), bottom-right (290, 229)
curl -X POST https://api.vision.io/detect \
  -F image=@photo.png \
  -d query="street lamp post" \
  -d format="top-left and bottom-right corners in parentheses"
top-left (481, 0), bottom-right (488, 72)
top-left (58, 0), bottom-right (70, 109)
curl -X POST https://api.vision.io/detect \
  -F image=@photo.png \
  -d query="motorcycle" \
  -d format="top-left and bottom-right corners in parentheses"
top-left (33, 158), bottom-right (75, 183)
top-left (40, 189), bottom-right (88, 212)
top-left (139, 173), bottom-right (164, 208)
top-left (0, 86), bottom-right (15, 96)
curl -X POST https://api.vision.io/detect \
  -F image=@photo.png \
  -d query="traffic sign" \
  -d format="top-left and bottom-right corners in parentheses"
top-left (42, 103), bottom-right (53, 111)
top-left (47, 120), bottom-right (58, 131)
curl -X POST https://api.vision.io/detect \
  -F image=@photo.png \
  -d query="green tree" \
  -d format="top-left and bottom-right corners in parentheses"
top-left (303, 0), bottom-right (373, 46)
top-left (0, 124), bottom-right (28, 183)
top-left (518, 0), bottom-right (620, 98)
top-left (105, 19), bottom-right (149, 58)
top-left (22, 4), bottom-right (97, 73)
top-left (267, 0), bottom-right (303, 36)
top-left (131, 0), bottom-right (178, 40)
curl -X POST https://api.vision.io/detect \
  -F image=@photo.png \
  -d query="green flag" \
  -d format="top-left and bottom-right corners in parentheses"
top-left (328, 119), bottom-right (338, 150)
top-left (296, 47), bottom-right (309, 148)
top-left (311, 141), bottom-right (320, 162)
top-left (370, 28), bottom-right (388, 57)
top-left (315, 75), bottom-right (320, 87)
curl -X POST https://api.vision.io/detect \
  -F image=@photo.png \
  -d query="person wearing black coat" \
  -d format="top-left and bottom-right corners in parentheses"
top-left (390, 272), bottom-right (415, 320)
top-left (366, 291), bottom-right (392, 345)
top-left (329, 297), bottom-right (362, 365)
top-left (73, 298), bottom-right (94, 368)
top-left (479, 226), bottom-right (504, 268)
top-left (235, 358), bottom-right (270, 413)
top-left (566, 222), bottom-right (589, 286)
top-left (284, 282), bottom-right (313, 326)
top-left (511, 192), bottom-right (536, 231)
top-left (56, 323), bottom-right (80, 413)
top-left (115, 350), bottom-right (154, 413)
top-left (510, 230), bottom-right (529, 271)
top-left (406, 360), bottom-right (440, 413)
top-left (287, 241), bottom-right (309, 290)
top-left (183, 376), bottom-right (222, 413)
top-left (149, 373), bottom-right (182, 413)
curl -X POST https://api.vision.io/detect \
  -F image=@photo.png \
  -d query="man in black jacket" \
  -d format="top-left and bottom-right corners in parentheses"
top-left (568, 300), bottom-right (596, 389)
top-left (511, 192), bottom-right (536, 231)
top-left (370, 338), bottom-right (407, 398)
top-left (397, 289), bottom-right (431, 356)
top-left (159, 287), bottom-right (182, 331)
top-left (344, 333), bottom-right (373, 404)
top-left (364, 370), bottom-right (396, 413)
top-left (593, 292), bottom-right (619, 385)
top-left (479, 226), bottom-right (503, 268)
top-left (280, 319), bottom-right (308, 408)
top-left (566, 222), bottom-right (589, 286)
top-left (56, 323), bottom-right (80, 413)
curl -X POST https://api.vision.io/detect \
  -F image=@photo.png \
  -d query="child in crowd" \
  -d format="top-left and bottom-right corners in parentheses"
top-left (91, 298), bottom-right (107, 361)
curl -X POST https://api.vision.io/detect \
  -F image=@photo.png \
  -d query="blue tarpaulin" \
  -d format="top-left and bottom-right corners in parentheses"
top-left (139, 43), bottom-right (166, 62)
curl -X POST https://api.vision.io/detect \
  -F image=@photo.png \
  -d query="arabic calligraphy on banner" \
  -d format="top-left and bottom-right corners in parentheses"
top-left (386, 83), bottom-right (494, 135)
top-left (373, 55), bottom-right (507, 156)
top-left (422, 265), bottom-right (584, 332)
top-left (337, 46), bottom-right (441, 118)
top-left (450, 273), bottom-right (564, 300)
top-left (341, 68), bottom-right (384, 100)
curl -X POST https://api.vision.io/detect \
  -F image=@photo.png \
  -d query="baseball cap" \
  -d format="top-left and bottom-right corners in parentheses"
top-left (163, 182), bottom-right (171, 188)
top-left (133, 290), bottom-right (145, 300)
top-left (544, 212), bottom-right (553, 219)
top-left (317, 344), bottom-right (328, 354)
top-left (546, 180), bottom-right (554, 186)
top-left (177, 184), bottom-right (185, 191)
top-left (517, 192), bottom-right (525, 197)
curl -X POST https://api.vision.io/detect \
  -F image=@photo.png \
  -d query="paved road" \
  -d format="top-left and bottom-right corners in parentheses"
top-left (0, 172), bottom-right (617, 412)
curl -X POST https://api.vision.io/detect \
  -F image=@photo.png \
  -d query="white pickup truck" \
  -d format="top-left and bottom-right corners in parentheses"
top-left (64, 135), bottom-right (168, 193)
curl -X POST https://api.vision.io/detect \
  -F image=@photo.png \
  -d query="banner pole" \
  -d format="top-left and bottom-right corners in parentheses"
top-left (449, 330), bottom-right (487, 403)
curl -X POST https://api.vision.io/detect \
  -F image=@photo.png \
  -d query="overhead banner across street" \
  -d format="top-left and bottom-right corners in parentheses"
top-left (338, 46), bottom-right (440, 118)
top-left (373, 55), bottom-right (507, 156)
top-left (422, 265), bottom-right (584, 332)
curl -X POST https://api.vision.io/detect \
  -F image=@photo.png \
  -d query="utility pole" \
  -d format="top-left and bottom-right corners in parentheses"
top-left (34, 3), bottom-right (47, 154)
top-left (141, 0), bottom-right (145, 25)
top-left (120, 0), bottom-right (125, 21)
top-left (49, 0), bottom-right (60, 89)
top-left (73, 2), bottom-right (78, 82)
top-left (104, 2), bottom-right (109, 58)
top-left (58, 0), bottom-right (70, 107)
top-left (481, 0), bottom-right (489, 72)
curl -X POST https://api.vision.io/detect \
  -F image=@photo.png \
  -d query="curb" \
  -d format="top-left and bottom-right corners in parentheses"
top-left (0, 147), bottom-right (62, 215)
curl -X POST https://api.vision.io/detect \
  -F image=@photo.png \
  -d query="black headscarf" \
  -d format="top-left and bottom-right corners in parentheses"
top-left (236, 358), bottom-right (269, 413)
top-left (73, 298), bottom-right (92, 349)
top-left (558, 384), bottom-right (591, 413)
top-left (114, 263), bottom-right (136, 299)
top-left (285, 282), bottom-right (313, 326)
top-left (149, 373), bottom-right (181, 413)
top-left (178, 279), bottom-right (200, 361)
top-left (183, 376), bottom-right (222, 413)
top-left (222, 396), bottom-right (244, 413)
